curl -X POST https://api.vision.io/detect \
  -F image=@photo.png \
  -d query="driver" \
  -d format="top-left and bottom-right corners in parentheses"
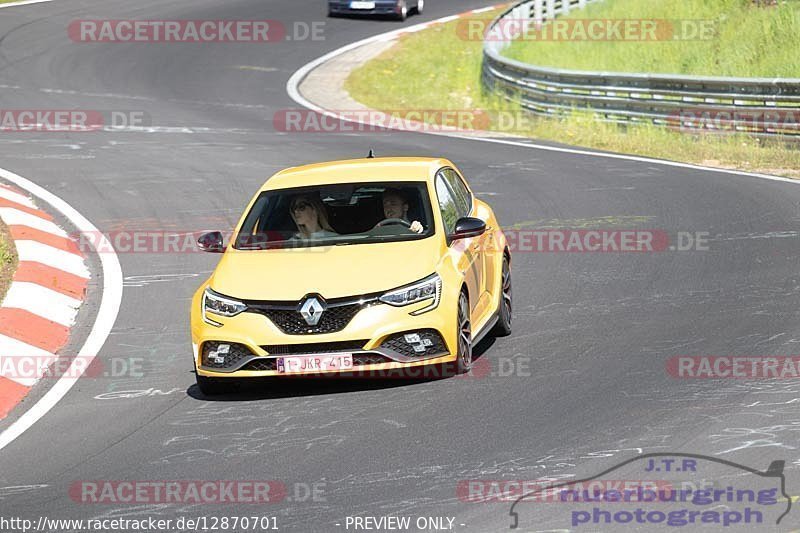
top-left (378, 188), bottom-right (424, 233)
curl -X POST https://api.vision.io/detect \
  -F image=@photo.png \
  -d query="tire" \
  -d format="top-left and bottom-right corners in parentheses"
top-left (492, 255), bottom-right (512, 336)
top-left (397, 1), bottom-right (408, 20)
top-left (196, 373), bottom-right (237, 396)
top-left (415, 0), bottom-right (424, 14)
top-left (454, 290), bottom-right (473, 374)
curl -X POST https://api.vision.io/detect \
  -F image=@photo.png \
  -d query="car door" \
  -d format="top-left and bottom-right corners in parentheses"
top-left (444, 168), bottom-right (497, 305)
top-left (443, 167), bottom-right (495, 308)
top-left (435, 170), bottom-right (482, 319)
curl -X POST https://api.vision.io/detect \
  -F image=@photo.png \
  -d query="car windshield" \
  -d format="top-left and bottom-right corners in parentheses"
top-left (234, 181), bottom-right (435, 249)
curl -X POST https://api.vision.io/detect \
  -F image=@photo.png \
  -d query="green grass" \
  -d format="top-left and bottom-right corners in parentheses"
top-left (345, 6), bottom-right (800, 178)
top-left (0, 236), bottom-right (14, 266)
top-left (0, 219), bottom-right (17, 303)
top-left (504, 0), bottom-right (800, 77)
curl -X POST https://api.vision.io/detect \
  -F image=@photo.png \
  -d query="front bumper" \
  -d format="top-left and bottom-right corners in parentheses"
top-left (191, 288), bottom-right (457, 378)
top-left (328, 1), bottom-right (403, 16)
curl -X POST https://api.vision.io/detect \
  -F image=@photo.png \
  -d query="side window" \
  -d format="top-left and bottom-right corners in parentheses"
top-left (435, 175), bottom-right (459, 235)
top-left (442, 168), bottom-right (471, 218)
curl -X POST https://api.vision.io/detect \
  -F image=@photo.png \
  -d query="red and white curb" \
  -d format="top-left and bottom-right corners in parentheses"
top-left (0, 167), bottom-right (120, 453)
top-left (0, 183), bottom-right (89, 419)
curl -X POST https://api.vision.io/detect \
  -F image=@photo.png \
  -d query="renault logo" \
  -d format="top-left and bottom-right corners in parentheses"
top-left (299, 296), bottom-right (326, 326)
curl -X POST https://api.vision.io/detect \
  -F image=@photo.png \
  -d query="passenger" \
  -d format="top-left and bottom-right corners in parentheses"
top-left (290, 194), bottom-right (338, 240)
top-left (378, 188), bottom-right (424, 234)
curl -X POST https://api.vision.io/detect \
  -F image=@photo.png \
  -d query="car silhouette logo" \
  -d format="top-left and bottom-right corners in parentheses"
top-left (508, 452), bottom-right (792, 529)
top-left (299, 296), bottom-right (326, 326)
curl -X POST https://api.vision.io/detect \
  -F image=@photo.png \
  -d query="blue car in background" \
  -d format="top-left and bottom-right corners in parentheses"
top-left (328, 0), bottom-right (423, 21)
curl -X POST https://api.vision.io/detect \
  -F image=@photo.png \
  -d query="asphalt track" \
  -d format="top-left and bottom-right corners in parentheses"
top-left (0, 0), bottom-right (800, 531)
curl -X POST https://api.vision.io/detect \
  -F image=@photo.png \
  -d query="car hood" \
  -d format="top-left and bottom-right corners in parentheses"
top-left (210, 237), bottom-right (442, 301)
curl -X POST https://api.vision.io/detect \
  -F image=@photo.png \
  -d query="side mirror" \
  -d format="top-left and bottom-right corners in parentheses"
top-left (450, 217), bottom-right (486, 242)
top-left (197, 231), bottom-right (225, 253)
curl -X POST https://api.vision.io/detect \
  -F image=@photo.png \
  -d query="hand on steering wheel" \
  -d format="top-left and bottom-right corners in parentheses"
top-left (375, 218), bottom-right (412, 229)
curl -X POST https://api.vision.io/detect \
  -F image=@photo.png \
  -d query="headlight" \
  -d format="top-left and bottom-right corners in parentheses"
top-left (203, 288), bottom-right (247, 322)
top-left (380, 274), bottom-right (441, 314)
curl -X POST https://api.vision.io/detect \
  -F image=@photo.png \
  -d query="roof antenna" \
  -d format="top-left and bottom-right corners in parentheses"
top-left (367, 149), bottom-right (375, 158)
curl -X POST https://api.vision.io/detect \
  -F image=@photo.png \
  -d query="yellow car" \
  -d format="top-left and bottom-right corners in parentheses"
top-left (190, 156), bottom-right (512, 395)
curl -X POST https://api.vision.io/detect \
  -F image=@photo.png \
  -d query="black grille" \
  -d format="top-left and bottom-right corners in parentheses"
top-left (241, 358), bottom-right (278, 371)
top-left (353, 353), bottom-right (393, 366)
top-left (261, 305), bottom-right (361, 334)
top-left (380, 329), bottom-right (448, 358)
top-left (261, 340), bottom-right (368, 355)
top-left (245, 293), bottom-right (381, 335)
top-left (201, 342), bottom-right (254, 369)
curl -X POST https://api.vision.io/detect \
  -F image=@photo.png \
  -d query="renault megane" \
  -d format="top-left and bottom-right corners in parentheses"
top-left (191, 157), bottom-right (511, 394)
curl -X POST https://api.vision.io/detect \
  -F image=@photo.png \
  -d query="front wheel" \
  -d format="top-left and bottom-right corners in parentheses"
top-left (396, 1), bottom-right (408, 20)
top-left (454, 291), bottom-right (473, 374)
top-left (492, 256), bottom-right (512, 336)
top-left (415, 0), bottom-right (424, 14)
top-left (196, 373), bottom-right (237, 396)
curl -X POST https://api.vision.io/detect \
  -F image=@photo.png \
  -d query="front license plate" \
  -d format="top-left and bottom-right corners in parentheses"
top-left (350, 1), bottom-right (376, 9)
top-left (277, 353), bottom-right (354, 374)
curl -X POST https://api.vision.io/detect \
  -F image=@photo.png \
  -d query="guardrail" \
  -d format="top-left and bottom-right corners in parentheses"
top-left (481, 0), bottom-right (800, 137)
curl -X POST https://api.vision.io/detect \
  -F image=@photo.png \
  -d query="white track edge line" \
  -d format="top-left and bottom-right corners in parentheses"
top-left (0, 167), bottom-right (123, 451)
top-left (285, 7), bottom-right (799, 187)
top-left (0, 0), bottom-right (54, 9)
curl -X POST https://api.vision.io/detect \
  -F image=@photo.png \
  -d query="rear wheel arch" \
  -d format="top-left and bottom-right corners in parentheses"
top-left (491, 254), bottom-right (512, 337)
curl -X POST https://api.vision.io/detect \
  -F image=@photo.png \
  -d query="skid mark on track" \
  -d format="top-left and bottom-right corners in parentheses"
top-left (710, 230), bottom-right (800, 242)
top-left (152, 392), bottom-right (441, 465)
top-left (582, 186), bottom-right (637, 191)
top-left (94, 388), bottom-right (183, 400)
top-left (235, 65), bottom-right (280, 72)
top-left (508, 215), bottom-right (655, 229)
top-left (123, 273), bottom-right (202, 288)
top-left (0, 484), bottom-right (48, 499)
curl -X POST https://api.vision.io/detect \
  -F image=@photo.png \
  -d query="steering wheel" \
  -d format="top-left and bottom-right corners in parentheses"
top-left (375, 218), bottom-right (412, 229)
